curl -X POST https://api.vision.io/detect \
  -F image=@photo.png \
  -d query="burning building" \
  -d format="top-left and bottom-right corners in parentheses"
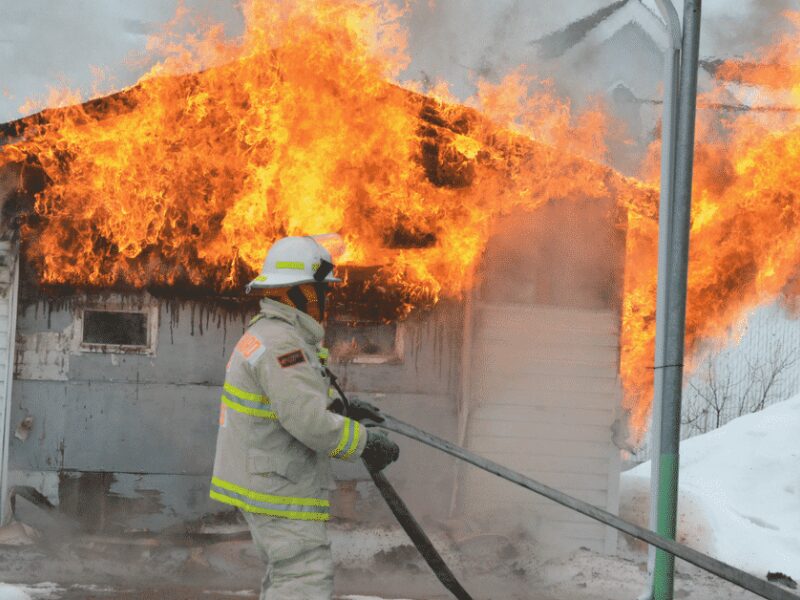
top-left (0, 78), bottom-right (643, 553)
top-left (0, 0), bottom-right (659, 554)
top-left (1, 0), bottom-right (798, 563)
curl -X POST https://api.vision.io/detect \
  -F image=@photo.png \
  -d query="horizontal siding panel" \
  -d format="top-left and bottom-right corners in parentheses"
top-left (471, 386), bottom-right (619, 408)
top-left (470, 419), bottom-right (611, 444)
top-left (477, 339), bottom-right (619, 367)
top-left (523, 492), bottom-right (609, 511)
top-left (463, 303), bottom-right (621, 552)
top-left (469, 435), bottom-right (611, 458)
top-left (470, 404), bottom-right (615, 426)
top-left (476, 326), bottom-right (619, 348)
top-left (475, 360), bottom-right (619, 381)
top-left (476, 304), bottom-right (617, 333)
top-left (462, 469), bottom-right (609, 494)
top-left (462, 479), bottom-right (609, 508)
top-left (471, 452), bottom-right (612, 474)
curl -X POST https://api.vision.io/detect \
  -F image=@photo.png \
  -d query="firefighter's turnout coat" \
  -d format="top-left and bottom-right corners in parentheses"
top-left (210, 298), bottom-right (367, 521)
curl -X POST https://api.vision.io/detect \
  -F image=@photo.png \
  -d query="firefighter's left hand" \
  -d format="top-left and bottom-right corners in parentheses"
top-left (347, 397), bottom-right (384, 423)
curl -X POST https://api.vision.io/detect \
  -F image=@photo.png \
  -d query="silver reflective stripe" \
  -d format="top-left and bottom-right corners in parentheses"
top-left (343, 422), bottom-right (361, 458)
top-left (330, 418), bottom-right (361, 459)
top-left (210, 483), bottom-right (329, 516)
top-left (222, 392), bottom-right (272, 412)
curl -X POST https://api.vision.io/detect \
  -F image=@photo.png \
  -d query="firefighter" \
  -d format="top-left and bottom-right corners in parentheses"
top-left (210, 235), bottom-right (399, 600)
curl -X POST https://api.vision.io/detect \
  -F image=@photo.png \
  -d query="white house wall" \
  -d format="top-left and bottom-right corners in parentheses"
top-left (457, 201), bottom-right (625, 554)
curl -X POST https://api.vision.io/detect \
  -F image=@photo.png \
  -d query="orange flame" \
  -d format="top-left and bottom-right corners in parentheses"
top-left (620, 11), bottom-right (800, 431)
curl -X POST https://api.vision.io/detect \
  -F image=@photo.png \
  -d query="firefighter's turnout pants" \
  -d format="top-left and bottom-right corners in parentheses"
top-left (242, 510), bottom-right (333, 599)
top-left (210, 298), bottom-right (367, 600)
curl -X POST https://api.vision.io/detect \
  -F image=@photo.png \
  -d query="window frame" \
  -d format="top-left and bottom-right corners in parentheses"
top-left (76, 297), bottom-right (159, 356)
top-left (326, 319), bottom-right (405, 365)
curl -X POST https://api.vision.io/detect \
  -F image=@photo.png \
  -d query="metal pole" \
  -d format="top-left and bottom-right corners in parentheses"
top-left (652, 1), bottom-right (702, 598)
top-left (646, 0), bottom-right (682, 595)
top-left (0, 246), bottom-right (20, 526)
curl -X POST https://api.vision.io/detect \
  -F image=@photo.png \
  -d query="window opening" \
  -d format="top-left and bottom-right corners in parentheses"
top-left (326, 319), bottom-right (403, 364)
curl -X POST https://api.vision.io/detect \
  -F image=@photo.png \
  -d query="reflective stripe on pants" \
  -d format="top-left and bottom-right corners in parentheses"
top-left (242, 509), bottom-right (333, 600)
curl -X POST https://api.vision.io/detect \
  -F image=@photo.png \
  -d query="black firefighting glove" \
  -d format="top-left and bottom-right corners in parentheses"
top-left (346, 397), bottom-right (385, 423)
top-left (362, 430), bottom-right (399, 472)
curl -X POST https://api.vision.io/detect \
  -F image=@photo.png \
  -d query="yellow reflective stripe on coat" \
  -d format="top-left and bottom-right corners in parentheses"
top-left (220, 382), bottom-right (277, 419)
top-left (220, 395), bottom-right (277, 420)
top-left (223, 382), bottom-right (268, 403)
top-left (209, 477), bottom-right (330, 521)
top-left (329, 418), bottom-right (361, 459)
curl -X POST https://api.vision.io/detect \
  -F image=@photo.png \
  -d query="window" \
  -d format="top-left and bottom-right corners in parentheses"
top-left (83, 310), bottom-right (148, 346)
top-left (325, 319), bottom-right (403, 364)
top-left (78, 300), bottom-right (158, 355)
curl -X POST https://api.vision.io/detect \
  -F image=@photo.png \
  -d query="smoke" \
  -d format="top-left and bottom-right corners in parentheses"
top-left (479, 200), bottom-right (625, 310)
top-left (0, 0), bottom-right (244, 123)
top-left (699, 0), bottom-right (797, 59)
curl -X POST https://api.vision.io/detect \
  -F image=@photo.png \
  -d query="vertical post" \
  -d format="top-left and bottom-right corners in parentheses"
top-left (647, 0), bottom-right (682, 590)
top-left (652, 1), bottom-right (702, 599)
top-left (0, 247), bottom-right (20, 525)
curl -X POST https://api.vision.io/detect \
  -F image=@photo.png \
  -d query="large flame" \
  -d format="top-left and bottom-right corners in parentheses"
top-left (0, 0), bottom-right (645, 311)
top-left (2, 1), bottom-right (800, 436)
top-left (620, 11), bottom-right (800, 430)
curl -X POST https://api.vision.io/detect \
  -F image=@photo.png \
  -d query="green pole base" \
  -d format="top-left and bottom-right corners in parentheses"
top-left (652, 453), bottom-right (679, 600)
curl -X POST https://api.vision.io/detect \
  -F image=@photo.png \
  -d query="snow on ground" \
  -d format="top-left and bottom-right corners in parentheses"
top-left (0, 585), bottom-right (29, 600)
top-left (622, 394), bottom-right (800, 580)
top-left (339, 597), bottom-right (414, 600)
top-left (0, 583), bottom-right (60, 600)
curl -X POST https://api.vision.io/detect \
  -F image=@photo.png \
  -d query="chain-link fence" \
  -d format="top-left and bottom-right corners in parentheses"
top-left (630, 301), bottom-right (800, 465)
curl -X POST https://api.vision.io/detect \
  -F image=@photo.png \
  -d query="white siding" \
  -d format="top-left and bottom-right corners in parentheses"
top-left (459, 302), bottom-right (621, 553)
top-left (0, 240), bottom-right (19, 524)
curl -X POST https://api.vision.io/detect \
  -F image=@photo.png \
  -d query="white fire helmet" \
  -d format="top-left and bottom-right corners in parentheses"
top-left (246, 235), bottom-right (343, 292)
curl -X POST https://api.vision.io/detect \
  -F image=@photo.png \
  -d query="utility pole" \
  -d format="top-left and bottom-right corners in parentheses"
top-left (651, 1), bottom-right (702, 598)
top-left (645, 0), bottom-right (681, 594)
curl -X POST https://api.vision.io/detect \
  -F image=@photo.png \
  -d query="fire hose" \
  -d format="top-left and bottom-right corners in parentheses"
top-left (367, 413), bottom-right (800, 600)
top-left (327, 371), bottom-right (798, 600)
top-left (327, 370), bottom-right (474, 599)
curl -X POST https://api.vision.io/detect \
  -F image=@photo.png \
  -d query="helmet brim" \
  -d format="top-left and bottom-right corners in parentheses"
top-left (246, 273), bottom-right (342, 290)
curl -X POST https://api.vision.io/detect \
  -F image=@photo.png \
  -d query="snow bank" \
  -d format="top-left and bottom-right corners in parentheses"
top-left (623, 395), bottom-right (800, 579)
top-left (340, 597), bottom-right (415, 600)
top-left (0, 584), bottom-right (32, 600)
top-left (0, 583), bottom-right (60, 600)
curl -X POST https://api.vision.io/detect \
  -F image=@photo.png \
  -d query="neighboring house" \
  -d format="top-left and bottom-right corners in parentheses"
top-left (531, 0), bottom-right (744, 175)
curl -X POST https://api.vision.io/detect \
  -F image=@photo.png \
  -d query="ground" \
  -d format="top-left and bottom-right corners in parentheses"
top-left (0, 523), bottom-right (771, 599)
top-left (4, 398), bottom-right (799, 599)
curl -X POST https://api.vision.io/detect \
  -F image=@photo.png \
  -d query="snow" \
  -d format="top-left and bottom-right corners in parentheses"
top-left (0, 583), bottom-right (59, 600)
top-left (0, 585), bottom-right (29, 600)
top-left (622, 394), bottom-right (800, 580)
top-left (340, 597), bottom-right (414, 600)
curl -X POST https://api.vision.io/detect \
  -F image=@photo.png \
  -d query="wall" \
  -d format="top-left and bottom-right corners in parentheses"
top-left (7, 293), bottom-right (464, 532)
top-left (457, 201), bottom-right (626, 554)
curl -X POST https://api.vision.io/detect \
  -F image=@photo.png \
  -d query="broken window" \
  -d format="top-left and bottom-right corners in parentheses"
top-left (325, 319), bottom-right (403, 364)
top-left (80, 308), bottom-right (155, 354)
